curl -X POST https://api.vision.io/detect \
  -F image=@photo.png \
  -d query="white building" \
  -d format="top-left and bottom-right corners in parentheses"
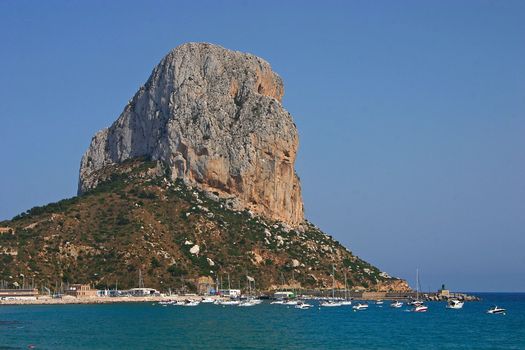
top-left (273, 291), bottom-right (295, 299)
top-left (126, 288), bottom-right (160, 297)
top-left (219, 289), bottom-right (241, 298)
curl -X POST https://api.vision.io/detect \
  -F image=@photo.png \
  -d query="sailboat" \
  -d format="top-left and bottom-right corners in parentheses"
top-left (320, 265), bottom-right (342, 307)
top-left (340, 271), bottom-right (352, 306)
top-left (411, 268), bottom-right (428, 312)
top-left (215, 273), bottom-right (240, 305)
top-left (284, 271), bottom-right (299, 305)
top-left (239, 275), bottom-right (261, 306)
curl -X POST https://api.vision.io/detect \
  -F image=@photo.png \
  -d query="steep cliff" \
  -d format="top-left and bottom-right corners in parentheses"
top-left (79, 43), bottom-right (303, 226)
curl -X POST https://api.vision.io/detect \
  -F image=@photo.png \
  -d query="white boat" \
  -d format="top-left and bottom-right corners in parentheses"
top-left (320, 300), bottom-right (342, 307)
top-left (283, 300), bottom-right (299, 306)
top-left (446, 299), bottom-right (464, 309)
top-left (352, 303), bottom-right (369, 311)
top-left (340, 300), bottom-right (352, 306)
top-left (487, 306), bottom-right (506, 315)
top-left (181, 300), bottom-right (200, 306)
top-left (201, 297), bottom-right (215, 303)
top-left (270, 299), bottom-right (285, 305)
top-left (390, 301), bottom-right (403, 308)
top-left (238, 300), bottom-right (257, 307)
top-left (243, 298), bottom-right (263, 305)
top-left (295, 302), bottom-right (313, 309)
top-left (412, 304), bottom-right (428, 312)
top-left (375, 300), bottom-right (384, 305)
top-left (215, 299), bottom-right (240, 306)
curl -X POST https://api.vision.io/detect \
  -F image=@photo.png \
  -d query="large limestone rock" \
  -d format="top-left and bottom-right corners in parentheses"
top-left (79, 42), bottom-right (304, 226)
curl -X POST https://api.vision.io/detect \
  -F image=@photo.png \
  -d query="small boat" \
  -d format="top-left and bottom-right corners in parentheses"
top-left (295, 302), bottom-right (313, 309)
top-left (340, 299), bottom-right (352, 306)
top-left (412, 304), bottom-right (428, 312)
top-left (181, 299), bottom-right (200, 306)
top-left (215, 299), bottom-right (240, 306)
top-left (270, 299), bottom-right (285, 305)
top-left (320, 300), bottom-right (342, 307)
top-left (283, 300), bottom-right (299, 306)
top-left (487, 306), bottom-right (506, 315)
top-left (238, 300), bottom-right (257, 307)
top-left (201, 297), bottom-right (215, 303)
top-left (352, 303), bottom-right (369, 311)
top-left (390, 301), bottom-right (403, 308)
top-left (375, 300), bottom-right (384, 305)
top-left (446, 299), bottom-right (464, 309)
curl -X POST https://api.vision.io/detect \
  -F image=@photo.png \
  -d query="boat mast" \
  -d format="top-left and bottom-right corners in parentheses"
top-left (292, 270), bottom-right (295, 296)
top-left (416, 268), bottom-right (419, 301)
top-left (138, 269), bottom-right (144, 289)
top-left (332, 265), bottom-right (335, 299)
top-left (344, 271), bottom-right (347, 300)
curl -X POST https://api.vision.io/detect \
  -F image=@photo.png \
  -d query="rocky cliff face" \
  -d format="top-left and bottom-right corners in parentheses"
top-left (79, 43), bottom-right (303, 226)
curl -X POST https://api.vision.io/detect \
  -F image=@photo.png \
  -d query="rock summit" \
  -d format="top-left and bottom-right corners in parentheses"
top-left (79, 43), bottom-right (304, 226)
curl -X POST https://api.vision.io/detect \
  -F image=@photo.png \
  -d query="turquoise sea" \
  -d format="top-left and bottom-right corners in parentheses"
top-left (1, 293), bottom-right (524, 349)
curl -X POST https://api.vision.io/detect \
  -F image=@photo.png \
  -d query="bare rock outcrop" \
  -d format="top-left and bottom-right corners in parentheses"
top-left (79, 43), bottom-right (304, 226)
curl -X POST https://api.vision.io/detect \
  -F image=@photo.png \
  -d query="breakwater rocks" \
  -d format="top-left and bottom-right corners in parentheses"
top-left (294, 290), bottom-right (480, 301)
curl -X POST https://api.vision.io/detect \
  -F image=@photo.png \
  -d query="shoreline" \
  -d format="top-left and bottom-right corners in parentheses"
top-left (0, 291), bottom-right (481, 306)
top-left (0, 295), bottom-right (207, 306)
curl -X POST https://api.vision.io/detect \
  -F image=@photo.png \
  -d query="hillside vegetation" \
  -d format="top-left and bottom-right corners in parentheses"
top-left (0, 160), bottom-right (407, 293)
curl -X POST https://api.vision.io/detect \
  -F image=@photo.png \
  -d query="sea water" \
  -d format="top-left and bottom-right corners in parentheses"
top-left (0, 293), bottom-right (524, 349)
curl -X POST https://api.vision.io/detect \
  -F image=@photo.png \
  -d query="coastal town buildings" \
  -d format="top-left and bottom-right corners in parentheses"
top-left (126, 288), bottom-right (160, 297)
top-left (65, 284), bottom-right (97, 298)
top-left (0, 288), bottom-right (38, 300)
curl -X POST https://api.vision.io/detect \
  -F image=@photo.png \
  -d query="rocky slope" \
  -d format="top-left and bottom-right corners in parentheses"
top-left (79, 43), bottom-right (303, 226)
top-left (0, 160), bottom-right (408, 292)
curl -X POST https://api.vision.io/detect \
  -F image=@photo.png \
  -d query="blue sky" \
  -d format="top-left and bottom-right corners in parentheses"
top-left (1, 0), bottom-right (524, 291)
